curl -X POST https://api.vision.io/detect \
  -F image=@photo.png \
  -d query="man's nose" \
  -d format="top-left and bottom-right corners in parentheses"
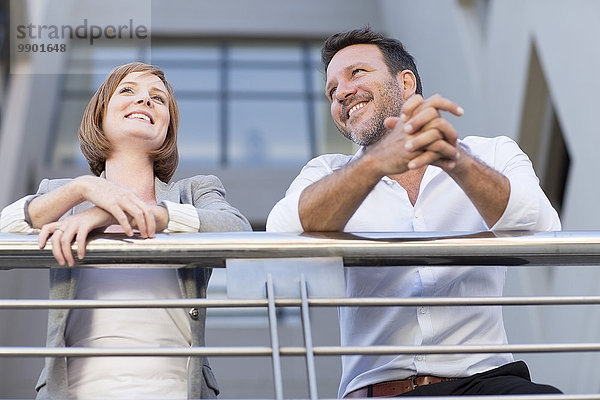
top-left (335, 82), bottom-right (356, 103)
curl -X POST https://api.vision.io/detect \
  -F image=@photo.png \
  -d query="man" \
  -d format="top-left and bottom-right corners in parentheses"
top-left (266, 27), bottom-right (562, 396)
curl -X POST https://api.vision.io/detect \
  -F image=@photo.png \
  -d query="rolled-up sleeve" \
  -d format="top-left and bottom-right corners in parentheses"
top-left (0, 195), bottom-right (38, 233)
top-left (159, 201), bottom-right (201, 233)
top-left (488, 136), bottom-right (561, 231)
top-left (267, 154), bottom-right (347, 233)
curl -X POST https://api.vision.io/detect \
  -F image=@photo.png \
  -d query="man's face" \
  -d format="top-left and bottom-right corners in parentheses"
top-left (325, 44), bottom-right (404, 146)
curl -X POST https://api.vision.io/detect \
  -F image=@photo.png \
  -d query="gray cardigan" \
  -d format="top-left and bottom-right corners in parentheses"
top-left (31, 175), bottom-right (251, 400)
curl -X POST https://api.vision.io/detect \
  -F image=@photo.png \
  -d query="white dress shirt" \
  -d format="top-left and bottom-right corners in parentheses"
top-left (266, 136), bottom-right (561, 397)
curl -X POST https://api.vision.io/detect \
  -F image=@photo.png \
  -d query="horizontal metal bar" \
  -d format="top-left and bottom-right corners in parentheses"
top-left (0, 346), bottom-right (272, 357)
top-left (2, 343), bottom-right (599, 358)
top-left (2, 296), bottom-right (600, 310)
top-left (2, 230), bottom-right (600, 269)
top-left (304, 343), bottom-right (600, 355)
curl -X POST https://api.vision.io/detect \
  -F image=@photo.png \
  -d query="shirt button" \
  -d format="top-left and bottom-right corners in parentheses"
top-left (416, 355), bottom-right (425, 361)
top-left (419, 307), bottom-right (427, 314)
top-left (189, 308), bottom-right (199, 320)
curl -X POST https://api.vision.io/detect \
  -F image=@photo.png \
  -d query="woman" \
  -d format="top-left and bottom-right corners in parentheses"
top-left (0, 62), bottom-right (251, 399)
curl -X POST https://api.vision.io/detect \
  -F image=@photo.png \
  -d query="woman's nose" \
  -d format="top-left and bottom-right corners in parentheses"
top-left (136, 96), bottom-right (151, 107)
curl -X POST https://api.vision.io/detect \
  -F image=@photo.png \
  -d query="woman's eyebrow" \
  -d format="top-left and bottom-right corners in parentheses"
top-left (117, 81), bottom-right (168, 96)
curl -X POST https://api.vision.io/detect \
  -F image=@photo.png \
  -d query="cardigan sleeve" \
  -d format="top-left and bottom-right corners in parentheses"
top-left (0, 179), bottom-right (57, 233)
top-left (168, 175), bottom-right (251, 233)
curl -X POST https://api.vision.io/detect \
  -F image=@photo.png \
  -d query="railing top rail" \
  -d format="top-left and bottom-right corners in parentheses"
top-left (1, 230), bottom-right (599, 269)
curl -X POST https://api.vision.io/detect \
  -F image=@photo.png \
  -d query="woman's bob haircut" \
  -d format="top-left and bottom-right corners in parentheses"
top-left (78, 62), bottom-right (179, 182)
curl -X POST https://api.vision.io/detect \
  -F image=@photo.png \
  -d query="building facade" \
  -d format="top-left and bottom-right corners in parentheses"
top-left (1, 0), bottom-right (599, 397)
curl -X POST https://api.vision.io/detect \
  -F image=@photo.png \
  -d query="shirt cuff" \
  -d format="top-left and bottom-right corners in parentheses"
top-left (0, 195), bottom-right (38, 233)
top-left (490, 176), bottom-right (539, 231)
top-left (158, 200), bottom-right (200, 233)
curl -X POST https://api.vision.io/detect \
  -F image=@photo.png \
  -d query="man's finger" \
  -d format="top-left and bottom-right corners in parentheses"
top-left (399, 94), bottom-right (424, 121)
top-left (403, 107), bottom-right (440, 134)
top-left (384, 116), bottom-right (402, 130)
top-left (406, 150), bottom-right (442, 170)
top-left (404, 129), bottom-right (444, 152)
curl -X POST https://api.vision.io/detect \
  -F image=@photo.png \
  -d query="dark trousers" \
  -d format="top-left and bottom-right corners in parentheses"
top-left (399, 361), bottom-right (562, 396)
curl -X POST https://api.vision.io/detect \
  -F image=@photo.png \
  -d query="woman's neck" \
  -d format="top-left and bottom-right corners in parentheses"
top-left (104, 153), bottom-right (157, 204)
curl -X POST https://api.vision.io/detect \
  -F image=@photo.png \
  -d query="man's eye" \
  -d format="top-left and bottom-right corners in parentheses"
top-left (329, 87), bottom-right (336, 99)
top-left (352, 68), bottom-right (366, 76)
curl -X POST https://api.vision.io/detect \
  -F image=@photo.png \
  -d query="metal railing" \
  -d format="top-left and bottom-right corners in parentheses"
top-left (1, 230), bottom-right (600, 399)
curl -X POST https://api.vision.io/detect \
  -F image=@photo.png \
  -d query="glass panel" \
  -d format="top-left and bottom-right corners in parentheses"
top-left (63, 72), bottom-right (101, 93)
top-left (228, 100), bottom-right (310, 167)
top-left (52, 98), bottom-right (89, 166)
top-left (68, 42), bottom-right (141, 64)
top-left (161, 67), bottom-right (220, 93)
top-left (311, 67), bottom-right (327, 95)
top-left (177, 99), bottom-right (220, 165)
top-left (151, 43), bottom-right (220, 62)
top-left (229, 68), bottom-right (303, 93)
top-left (309, 43), bottom-right (322, 64)
top-left (229, 43), bottom-right (302, 62)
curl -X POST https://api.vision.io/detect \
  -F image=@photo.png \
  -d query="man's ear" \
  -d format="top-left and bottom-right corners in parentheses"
top-left (397, 70), bottom-right (417, 100)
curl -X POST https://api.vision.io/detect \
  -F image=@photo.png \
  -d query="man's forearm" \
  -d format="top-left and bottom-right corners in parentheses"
top-left (447, 148), bottom-right (510, 228)
top-left (299, 155), bottom-right (382, 231)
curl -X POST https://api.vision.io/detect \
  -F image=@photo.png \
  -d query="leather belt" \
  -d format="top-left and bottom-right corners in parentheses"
top-left (345, 376), bottom-right (456, 397)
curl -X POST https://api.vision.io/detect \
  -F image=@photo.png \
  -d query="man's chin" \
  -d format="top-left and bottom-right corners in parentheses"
top-left (348, 130), bottom-right (385, 147)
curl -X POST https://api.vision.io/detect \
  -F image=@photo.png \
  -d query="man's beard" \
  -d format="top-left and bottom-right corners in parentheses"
top-left (337, 78), bottom-right (404, 146)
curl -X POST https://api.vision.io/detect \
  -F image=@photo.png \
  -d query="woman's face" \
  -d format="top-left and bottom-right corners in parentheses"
top-left (103, 71), bottom-right (170, 154)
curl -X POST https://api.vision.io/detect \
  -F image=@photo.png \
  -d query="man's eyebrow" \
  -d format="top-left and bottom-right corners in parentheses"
top-left (325, 63), bottom-right (370, 94)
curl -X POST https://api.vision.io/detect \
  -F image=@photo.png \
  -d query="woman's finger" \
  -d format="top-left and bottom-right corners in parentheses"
top-left (76, 228), bottom-right (90, 261)
top-left (59, 227), bottom-right (77, 267)
top-left (38, 224), bottom-right (54, 249)
top-left (50, 228), bottom-right (67, 266)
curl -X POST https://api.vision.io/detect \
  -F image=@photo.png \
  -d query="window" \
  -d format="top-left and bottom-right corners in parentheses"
top-left (50, 38), bottom-right (328, 169)
top-left (518, 42), bottom-right (570, 214)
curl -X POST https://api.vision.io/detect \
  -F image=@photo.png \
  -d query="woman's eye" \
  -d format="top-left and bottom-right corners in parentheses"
top-left (119, 87), bottom-right (133, 94)
top-left (153, 95), bottom-right (165, 103)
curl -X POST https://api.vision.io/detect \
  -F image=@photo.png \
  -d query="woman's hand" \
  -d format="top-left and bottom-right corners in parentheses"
top-left (38, 206), bottom-right (116, 266)
top-left (75, 176), bottom-right (156, 237)
top-left (38, 204), bottom-right (168, 267)
top-left (29, 176), bottom-right (156, 238)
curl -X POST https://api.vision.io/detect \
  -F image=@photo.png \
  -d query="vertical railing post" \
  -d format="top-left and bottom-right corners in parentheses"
top-left (266, 273), bottom-right (284, 400)
top-left (300, 273), bottom-right (319, 400)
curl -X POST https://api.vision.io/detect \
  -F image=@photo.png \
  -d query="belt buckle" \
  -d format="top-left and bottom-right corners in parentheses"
top-left (408, 375), bottom-right (418, 390)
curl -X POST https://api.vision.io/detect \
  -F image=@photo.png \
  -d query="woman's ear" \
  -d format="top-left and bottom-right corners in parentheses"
top-left (397, 70), bottom-right (417, 101)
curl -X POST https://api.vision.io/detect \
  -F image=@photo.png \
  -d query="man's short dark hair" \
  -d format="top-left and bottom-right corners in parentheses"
top-left (321, 27), bottom-right (423, 95)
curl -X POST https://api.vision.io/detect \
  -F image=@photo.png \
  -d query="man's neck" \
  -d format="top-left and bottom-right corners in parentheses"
top-left (388, 166), bottom-right (427, 206)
